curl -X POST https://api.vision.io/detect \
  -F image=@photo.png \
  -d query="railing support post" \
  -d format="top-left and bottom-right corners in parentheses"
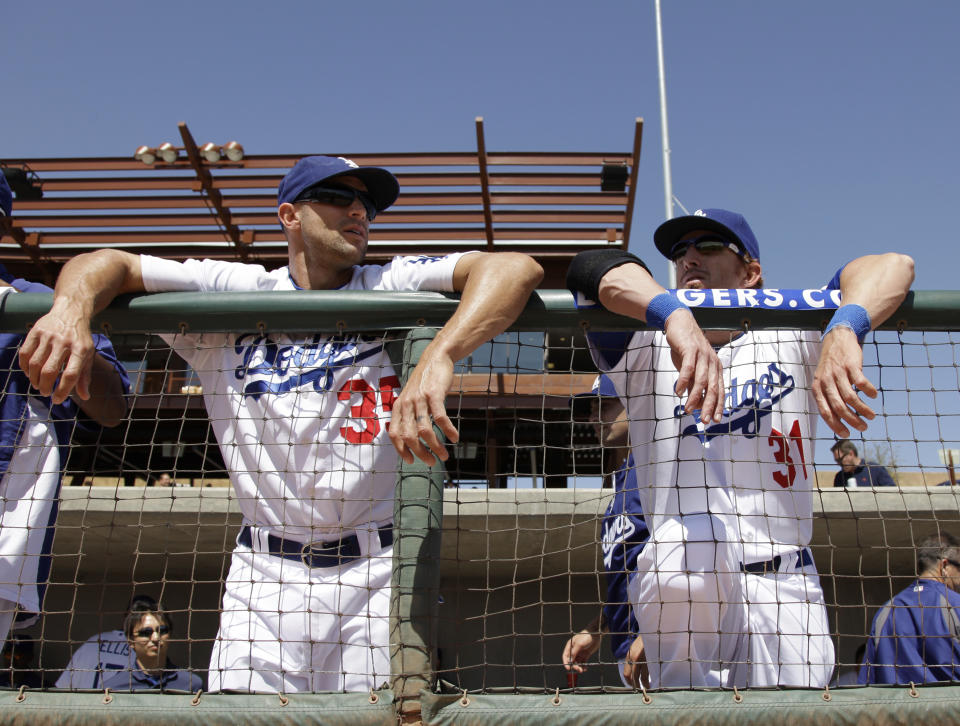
top-left (389, 328), bottom-right (445, 724)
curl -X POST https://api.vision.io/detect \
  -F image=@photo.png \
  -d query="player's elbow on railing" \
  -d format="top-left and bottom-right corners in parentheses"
top-left (880, 252), bottom-right (916, 289)
top-left (498, 252), bottom-right (545, 293)
top-left (880, 251), bottom-right (915, 279)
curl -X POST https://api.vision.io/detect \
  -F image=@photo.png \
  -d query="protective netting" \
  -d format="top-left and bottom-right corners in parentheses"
top-left (438, 327), bottom-right (960, 693)
top-left (0, 293), bottom-right (959, 725)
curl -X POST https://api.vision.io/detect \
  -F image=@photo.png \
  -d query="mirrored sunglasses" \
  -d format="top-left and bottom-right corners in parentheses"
top-left (135, 625), bottom-right (171, 639)
top-left (294, 185), bottom-right (378, 220)
top-left (669, 235), bottom-right (745, 262)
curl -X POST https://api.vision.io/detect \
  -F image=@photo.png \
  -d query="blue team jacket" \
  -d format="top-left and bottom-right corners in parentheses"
top-left (859, 578), bottom-right (960, 684)
top-left (833, 460), bottom-right (896, 488)
top-left (600, 454), bottom-right (649, 660)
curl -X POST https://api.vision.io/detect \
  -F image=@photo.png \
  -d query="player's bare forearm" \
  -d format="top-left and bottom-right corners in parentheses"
top-left (435, 252), bottom-right (544, 363)
top-left (598, 264), bottom-right (725, 423)
top-left (388, 252), bottom-right (543, 466)
top-left (20, 250), bottom-right (144, 403)
top-left (836, 253), bottom-right (915, 326)
top-left (813, 253), bottom-right (914, 437)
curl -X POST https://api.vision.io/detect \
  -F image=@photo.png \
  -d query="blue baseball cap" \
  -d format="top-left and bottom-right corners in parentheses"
top-left (277, 155), bottom-right (399, 212)
top-left (571, 374), bottom-right (619, 402)
top-left (654, 208), bottom-right (760, 261)
top-left (0, 172), bottom-right (12, 217)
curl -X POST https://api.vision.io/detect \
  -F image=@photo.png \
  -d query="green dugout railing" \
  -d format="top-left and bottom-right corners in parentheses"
top-left (1, 289), bottom-right (958, 334)
top-left (1, 289), bottom-right (960, 726)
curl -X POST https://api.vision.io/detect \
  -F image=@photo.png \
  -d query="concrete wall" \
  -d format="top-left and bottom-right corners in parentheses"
top-left (29, 486), bottom-right (960, 688)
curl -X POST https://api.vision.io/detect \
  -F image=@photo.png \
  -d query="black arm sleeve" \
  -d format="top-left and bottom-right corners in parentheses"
top-left (565, 249), bottom-right (651, 302)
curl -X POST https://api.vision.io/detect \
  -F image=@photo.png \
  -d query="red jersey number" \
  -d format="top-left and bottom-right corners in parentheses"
top-left (338, 375), bottom-right (400, 444)
top-left (767, 418), bottom-right (808, 488)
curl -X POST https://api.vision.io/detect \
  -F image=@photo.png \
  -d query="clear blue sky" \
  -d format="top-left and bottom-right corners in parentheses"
top-left (5, 1), bottom-right (958, 290)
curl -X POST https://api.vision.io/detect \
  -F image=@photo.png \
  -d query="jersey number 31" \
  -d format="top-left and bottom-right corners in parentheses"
top-left (768, 419), bottom-right (808, 488)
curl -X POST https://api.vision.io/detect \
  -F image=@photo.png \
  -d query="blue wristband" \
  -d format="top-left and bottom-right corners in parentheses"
top-left (823, 304), bottom-right (871, 343)
top-left (645, 293), bottom-right (689, 331)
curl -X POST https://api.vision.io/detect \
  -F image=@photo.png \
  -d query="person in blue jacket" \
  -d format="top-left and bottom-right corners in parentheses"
top-left (859, 532), bottom-right (960, 684)
top-left (831, 439), bottom-right (896, 487)
top-left (561, 375), bottom-right (650, 687)
top-left (0, 172), bottom-right (128, 647)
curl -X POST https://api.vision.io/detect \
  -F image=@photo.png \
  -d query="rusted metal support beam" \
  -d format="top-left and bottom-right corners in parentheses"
top-left (0, 220), bottom-right (55, 286)
top-left (177, 122), bottom-right (248, 260)
top-left (621, 117), bottom-right (644, 249)
top-left (0, 218), bottom-right (26, 246)
top-left (2, 122), bottom-right (641, 287)
top-left (474, 117), bottom-right (495, 250)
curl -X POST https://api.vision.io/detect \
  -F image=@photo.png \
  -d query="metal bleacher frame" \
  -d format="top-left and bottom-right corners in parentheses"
top-left (0, 119), bottom-right (645, 490)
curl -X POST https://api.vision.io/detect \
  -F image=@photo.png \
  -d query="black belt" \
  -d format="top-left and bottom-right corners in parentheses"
top-left (741, 547), bottom-right (814, 575)
top-left (237, 524), bottom-right (393, 568)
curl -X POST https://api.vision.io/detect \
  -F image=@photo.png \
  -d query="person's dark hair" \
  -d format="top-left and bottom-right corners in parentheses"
top-left (831, 439), bottom-right (858, 457)
top-left (124, 594), bottom-right (172, 639)
top-left (127, 594), bottom-right (158, 614)
top-left (916, 532), bottom-right (960, 575)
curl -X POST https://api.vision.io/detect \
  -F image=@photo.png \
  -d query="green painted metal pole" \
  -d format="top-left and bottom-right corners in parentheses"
top-left (389, 328), bottom-right (445, 723)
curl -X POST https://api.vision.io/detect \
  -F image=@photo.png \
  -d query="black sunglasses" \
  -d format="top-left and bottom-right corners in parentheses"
top-left (944, 558), bottom-right (960, 571)
top-left (669, 235), bottom-right (745, 262)
top-left (135, 625), bottom-right (170, 639)
top-left (294, 185), bottom-right (378, 220)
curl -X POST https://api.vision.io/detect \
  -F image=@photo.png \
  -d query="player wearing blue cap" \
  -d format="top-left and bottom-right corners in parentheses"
top-left (20, 155), bottom-right (543, 692)
top-left (859, 532), bottom-right (960, 684)
top-left (561, 375), bottom-right (650, 687)
top-left (0, 172), bottom-right (129, 648)
top-left (567, 208), bottom-right (914, 689)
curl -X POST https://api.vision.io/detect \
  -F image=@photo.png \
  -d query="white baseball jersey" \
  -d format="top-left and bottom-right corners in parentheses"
top-left (141, 252), bottom-right (467, 693)
top-left (140, 253), bottom-right (467, 541)
top-left (594, 328), bottom-right (833, 688)
top-left (598, 329), bottom-right (820, 565)
top-left (55, 629), bottom-right (133, 689)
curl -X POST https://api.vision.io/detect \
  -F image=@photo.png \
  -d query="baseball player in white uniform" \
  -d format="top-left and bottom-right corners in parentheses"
top-left (19, 155), bottom-right (543, 692)
top-left (0, 174), bottom-right (128, 651)
top-left (566, 208), bottom-right (914, 689)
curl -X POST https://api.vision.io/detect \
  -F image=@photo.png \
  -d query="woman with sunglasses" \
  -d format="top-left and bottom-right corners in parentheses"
top-left (101, 598), bottom-right (202, 692)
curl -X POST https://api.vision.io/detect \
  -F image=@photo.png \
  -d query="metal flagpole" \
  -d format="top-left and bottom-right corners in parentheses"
top-left (654, 0), bottom-right (677, 287)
